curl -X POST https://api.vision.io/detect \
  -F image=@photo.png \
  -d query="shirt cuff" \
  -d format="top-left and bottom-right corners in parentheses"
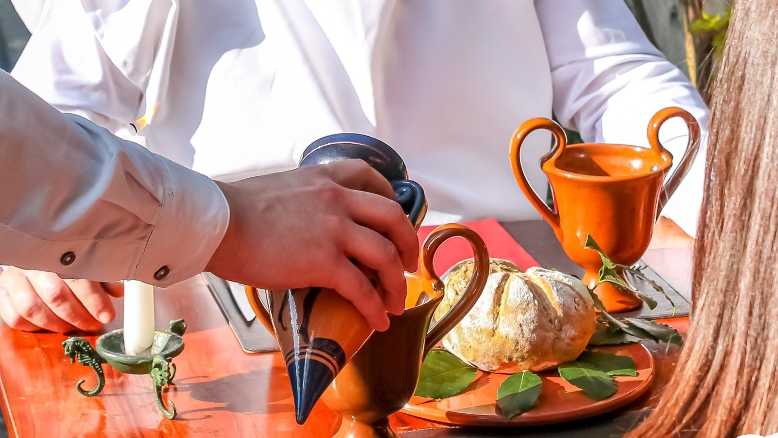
top-left (132, 159), bottom-right (230, 286)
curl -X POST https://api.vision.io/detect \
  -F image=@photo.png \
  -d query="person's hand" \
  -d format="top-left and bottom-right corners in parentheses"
top-left (207, 159), bottom-right (419, 332)
top-left (0, 267), bottom-right (124, 333)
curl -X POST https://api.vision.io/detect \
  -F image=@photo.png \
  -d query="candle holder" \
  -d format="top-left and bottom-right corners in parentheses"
top-left (62, 319), bottom-right (186, 419)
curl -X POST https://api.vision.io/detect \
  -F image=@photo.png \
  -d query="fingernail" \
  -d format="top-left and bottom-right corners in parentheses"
top-left (97, 311), bottom-right (113, 324)
top-left (376, 315), bottom-right (390, 332)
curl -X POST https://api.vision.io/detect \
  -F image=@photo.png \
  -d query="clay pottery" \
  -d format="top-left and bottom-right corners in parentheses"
top-left (300, 133), bottom-right (427, 227)
top-left (509, 107), bottom-right (700, 312)
top-left (245, 133), bottom-right (427, 424)
top-left (322, 223), bottom-right (490, 438)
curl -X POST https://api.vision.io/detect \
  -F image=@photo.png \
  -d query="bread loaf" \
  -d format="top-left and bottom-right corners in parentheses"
top-left (435, 259), bottom-right (596, 372)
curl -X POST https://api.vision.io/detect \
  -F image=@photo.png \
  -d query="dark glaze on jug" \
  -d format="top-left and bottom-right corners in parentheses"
top-left (245, 133), bottom-right (427, 424)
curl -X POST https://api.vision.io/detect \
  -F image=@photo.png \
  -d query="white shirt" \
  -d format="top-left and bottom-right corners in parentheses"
top-left (0, 70), bottom-right (229, 286)
top-left (12, 1), bottom-right (708, 237)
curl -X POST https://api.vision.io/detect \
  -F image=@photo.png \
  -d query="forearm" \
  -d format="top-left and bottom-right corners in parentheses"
top-left (0, 71), bottom-right (229, 285)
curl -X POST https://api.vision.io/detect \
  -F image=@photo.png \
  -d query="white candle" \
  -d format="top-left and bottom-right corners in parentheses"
top-left (123, 280), bottom-right (155, 355)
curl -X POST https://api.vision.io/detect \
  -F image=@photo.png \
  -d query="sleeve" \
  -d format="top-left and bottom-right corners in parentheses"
top-left (0, 70), bottom-right (229, 286)
top-left (535, 0), bottom-right (710, 236)
top-left (10, 0), bottom-right (176, 134)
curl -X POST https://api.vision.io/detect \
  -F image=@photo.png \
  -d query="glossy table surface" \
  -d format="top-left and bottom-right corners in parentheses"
top-left (0, 221), bottom-right (692, 438)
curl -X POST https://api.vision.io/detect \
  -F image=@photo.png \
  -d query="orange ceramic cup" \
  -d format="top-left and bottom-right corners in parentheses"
top-left (509, 107), bottom-right (700, 312)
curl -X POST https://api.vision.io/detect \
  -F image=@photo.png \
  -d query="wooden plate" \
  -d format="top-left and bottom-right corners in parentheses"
top-left (401, 343), bottom-right (654, 427)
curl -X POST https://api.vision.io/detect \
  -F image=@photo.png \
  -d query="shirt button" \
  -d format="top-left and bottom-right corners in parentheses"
top-left (60, 251), bottom-right (76, 266)
top-left (154, 266), bottom-right (170, 281)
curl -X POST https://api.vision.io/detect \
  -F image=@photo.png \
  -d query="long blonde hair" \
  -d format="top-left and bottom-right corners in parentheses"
top-left (629, 1), bottom-right (778, 436)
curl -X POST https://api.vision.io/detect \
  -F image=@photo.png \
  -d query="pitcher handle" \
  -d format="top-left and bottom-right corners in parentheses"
top-left (244, 286), bottom-right (276, 335)
top-left (647, 107), bottom-right (702, 214)
top-left (393, 180), bottom-right (427, 229)
top-left (509, 118), bottom-right (566, 240)
top-left (423, 224), bottom-right (490, 355)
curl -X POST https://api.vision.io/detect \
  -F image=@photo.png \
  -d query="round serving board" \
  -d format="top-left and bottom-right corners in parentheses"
top-left (401, 343), bottom-right (654, 427)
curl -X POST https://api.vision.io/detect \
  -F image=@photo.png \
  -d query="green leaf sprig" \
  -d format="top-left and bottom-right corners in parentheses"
top-left (558, 351), bottom-right (636, 401)
top-left (584, 235), bottom-right (657, 309)
top-left (586, 284), bottom-right (682, 347)
top-left (415, 349), bottom-right (640, 417)
top-left (414, 350), bottom-right (478, 399)
top-left (624, 264), bottom-right (680, 316)
top-left (413, 351), bottom-right (546, 419)
top-left (558, 362), bottom-right (615, 400)
top-left (496, 371), bottom-right (542, 419)
top-left (578, 351), bottom-right (637, 377)
top-left (583, 235), bottom-right (683, 347)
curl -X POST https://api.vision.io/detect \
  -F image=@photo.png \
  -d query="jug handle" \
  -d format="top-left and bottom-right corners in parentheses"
top-left (393, 180), bottom-right (427, 229)
top-left (244, 285), bottom-right (276, 335)
top-left (647, 106), bottom-right (702, 215)
top-left (509, 118), bottom-right (566, 240)
top-left (423, 224), bottom-right (490, 355)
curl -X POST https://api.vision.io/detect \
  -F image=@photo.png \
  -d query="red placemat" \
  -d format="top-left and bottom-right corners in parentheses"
top-left (418, 219), bottom-right (539, 275)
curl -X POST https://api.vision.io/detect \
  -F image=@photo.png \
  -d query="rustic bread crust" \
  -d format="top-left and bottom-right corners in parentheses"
top-left (435, 259), bottom-right (596, 372)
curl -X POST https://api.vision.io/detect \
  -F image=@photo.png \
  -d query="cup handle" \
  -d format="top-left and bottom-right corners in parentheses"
top-left (393, 180), bottom-right (427, 229)
top-left (509, 118), bottom-right (566, 240)
top-left (422, 224), bottom-right (490, 355)
top-left (647, 106), bottom-right (702, 214)
top-left (244, 286), bottom-right (276, 334)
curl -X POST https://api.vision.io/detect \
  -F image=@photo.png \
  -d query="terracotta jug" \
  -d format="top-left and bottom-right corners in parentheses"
top-left (509, 107), bottom-right (700, 312)
top-left (244, 133), bottom-right (427, 424)
top-left (322, 223), bottom-right (490, 438)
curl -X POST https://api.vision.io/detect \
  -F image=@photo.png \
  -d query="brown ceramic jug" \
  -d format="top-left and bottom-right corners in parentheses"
top-left (244, 133), bottom-right (427, 425)
top-left (509, 107), bottom-right (700, 312)
top-left (321, 223), bottom-right (489, 438)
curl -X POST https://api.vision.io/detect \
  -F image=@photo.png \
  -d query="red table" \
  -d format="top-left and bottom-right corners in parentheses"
top-left (0, 221), bottom-right (692, 437)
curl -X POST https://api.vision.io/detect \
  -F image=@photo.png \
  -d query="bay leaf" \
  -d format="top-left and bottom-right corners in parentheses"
top-left (496, 371), bottom-right (542, 419)
top-left (585, 235), bottom-right (615, 270)
top-left (624, 266), bottom-right (678, 314)
top-left (558, 361), bottom-right (617, 400)
top-left (415, 350), bottom-right (478, 399)
top-left (584, 235), bottom-right (657, 309)
top-left (586, 288), bottom-right (682, 347)
top-left (588, 287), bottom-right (608, 313)
top-left (624, 318), bottom-right (683, 345)
top-left (588, 325), bottom-right (642, 346)
top-left (578, 351), bottom-right (637, 377)
top-left (600, 271), bottom-right (632, 291)
top-left (601, 272), bottom-right (658, 310)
